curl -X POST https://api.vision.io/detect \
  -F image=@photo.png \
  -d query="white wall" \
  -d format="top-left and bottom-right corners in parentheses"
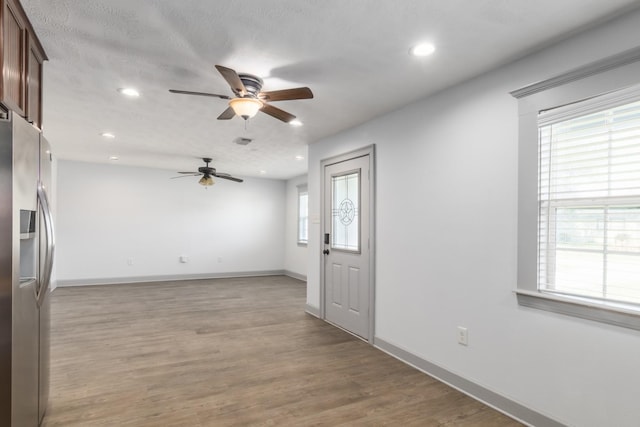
top-left (284, 174), bottom-right (308, 280)
top-left (55, 160), bottom-right (285, 283)
top-left (49, 156), bottom-right (58, 292)
top-left (307, 10), bottom-right (640, 427)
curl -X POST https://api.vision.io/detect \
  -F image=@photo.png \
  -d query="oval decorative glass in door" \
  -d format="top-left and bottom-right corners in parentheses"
top-left (331, 170), bottom-right (360, 251)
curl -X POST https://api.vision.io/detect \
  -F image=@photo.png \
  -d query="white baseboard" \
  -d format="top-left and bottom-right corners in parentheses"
top-left (283, 270), bottom-right (307, 282)
top-left (305, 304), bottom-right (320, 318)
top-left (55, 270), bottom-right (286, 287)
top-left (374, 338), bottom-right (564, 427)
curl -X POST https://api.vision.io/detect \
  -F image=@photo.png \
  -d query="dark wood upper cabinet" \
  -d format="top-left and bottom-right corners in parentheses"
top-left (26, 33), bottom-right (44, 127)
top-left (0, 0), bottom-right (47, 128)
top-left (1, 0), bottom-right (26, 115)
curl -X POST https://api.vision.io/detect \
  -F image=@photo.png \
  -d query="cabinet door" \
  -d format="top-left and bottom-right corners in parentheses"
top-left (1, 0), bottom-right (26, 115)
top-left (26, 34), bottom-right (43, 128)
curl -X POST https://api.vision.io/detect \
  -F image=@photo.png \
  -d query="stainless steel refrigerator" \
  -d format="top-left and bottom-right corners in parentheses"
top-left (0, 111), bottom-right (54, 426)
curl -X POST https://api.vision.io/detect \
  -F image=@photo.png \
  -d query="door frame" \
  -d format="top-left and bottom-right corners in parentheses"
top-left (319, 144), bottom-right (376, 344)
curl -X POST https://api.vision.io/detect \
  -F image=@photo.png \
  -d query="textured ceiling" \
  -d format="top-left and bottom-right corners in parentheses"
top-left (19, 0), bottom-right (640, 179)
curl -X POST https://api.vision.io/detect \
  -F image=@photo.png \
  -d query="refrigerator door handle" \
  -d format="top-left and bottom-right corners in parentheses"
top-left (37, 183), bottom-right (55, 308)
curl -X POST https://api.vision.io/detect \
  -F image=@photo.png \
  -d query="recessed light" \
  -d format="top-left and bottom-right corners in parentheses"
top-left (259, 170), bottom-right (267, 175)
top-left (117, 87), bottom-right (140, 98)
top-left (289, 119), bottom-right (303, 127)
top-left (410, 43), bottom-right (436, 57)
top-left (101, 132), bottom-right (116, 139)
top-left (295, 155), bottom-right (304, 161)
top-left (109, 156), bottom-right (119, 161)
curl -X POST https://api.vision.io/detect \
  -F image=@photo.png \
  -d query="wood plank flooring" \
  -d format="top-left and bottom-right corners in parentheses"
top-left (42, 276), bottom-right (521, 426)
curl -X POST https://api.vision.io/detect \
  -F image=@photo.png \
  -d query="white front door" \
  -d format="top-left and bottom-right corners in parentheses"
top-left (323, 154), bottom-right (371, 339)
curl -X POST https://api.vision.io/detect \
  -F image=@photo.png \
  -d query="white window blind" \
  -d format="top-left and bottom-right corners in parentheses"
top-left (538, 93), bottom-right (640, 306)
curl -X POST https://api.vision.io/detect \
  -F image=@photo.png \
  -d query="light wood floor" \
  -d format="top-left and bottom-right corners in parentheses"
top-left (43, 276), bottom-right (521, 426)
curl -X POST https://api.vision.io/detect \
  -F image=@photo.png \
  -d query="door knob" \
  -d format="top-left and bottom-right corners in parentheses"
top-left (323, 249), bottom-right (330, 255)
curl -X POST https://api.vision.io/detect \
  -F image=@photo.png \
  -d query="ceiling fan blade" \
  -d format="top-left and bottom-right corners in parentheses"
top-left (214, 173), bottom-right (244, 183)
top-left (260, 103), bottom-right (296, 123)
top-left (259, 87), bottom-right (313, 102)
top-left (169, 89), bottom-right (230, 99)
top-left (171, 174), bottom-right (200, 179)
top-left (217, 106), bottom-right (236, 120)
top-left (215, 65), bottom-right (247, 96)
top-left (177, 171), bottom-right (201, 175)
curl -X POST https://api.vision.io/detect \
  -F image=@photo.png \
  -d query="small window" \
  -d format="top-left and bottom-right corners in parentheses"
top-left (297, 184), bottom-right (308, 245)
top-left (538, 97), bottom-right (640, 306)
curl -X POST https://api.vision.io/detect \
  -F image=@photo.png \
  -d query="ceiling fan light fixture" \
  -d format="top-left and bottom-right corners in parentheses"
top-left (229, 97), bottom-right (263, 120)
top-left (199, 175), bottom-right (215, 186)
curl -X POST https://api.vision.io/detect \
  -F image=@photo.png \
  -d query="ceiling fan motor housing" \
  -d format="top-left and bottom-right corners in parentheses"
top-left (238, 74), bottom-right (263, 97)
top-left (198, 166), bottom-right (216, 174)
top-left (198, 158), bottom-right (216, 175)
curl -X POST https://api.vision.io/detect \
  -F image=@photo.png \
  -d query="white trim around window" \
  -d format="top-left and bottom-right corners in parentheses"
top-left (512, 46), bottom-right (640, 331)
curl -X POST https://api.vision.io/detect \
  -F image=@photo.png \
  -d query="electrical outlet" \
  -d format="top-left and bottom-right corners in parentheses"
top-left (457, 326), bottom-right (468, 346)
top-left (127, 258), bottom-right (133, 266)
top-left (179, 255), bottom-right (188, 263)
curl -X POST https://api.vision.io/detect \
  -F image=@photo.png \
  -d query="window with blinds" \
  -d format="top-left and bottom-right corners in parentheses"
top-left (298, 185), bottom-right (308, 245)
top-left (538, 94), bottom-right (640, 306)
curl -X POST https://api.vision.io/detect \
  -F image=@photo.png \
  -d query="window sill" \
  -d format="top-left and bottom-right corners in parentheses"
top-left (297, 242), bottom-right (308, 247)
top-left (515, 289), bottom-right (640, 331)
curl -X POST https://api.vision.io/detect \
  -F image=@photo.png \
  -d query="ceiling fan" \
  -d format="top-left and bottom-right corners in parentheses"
top-left (169, 65), bottom-right (313, 122)
top-left (171, 158), bottom-right (243, 186)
